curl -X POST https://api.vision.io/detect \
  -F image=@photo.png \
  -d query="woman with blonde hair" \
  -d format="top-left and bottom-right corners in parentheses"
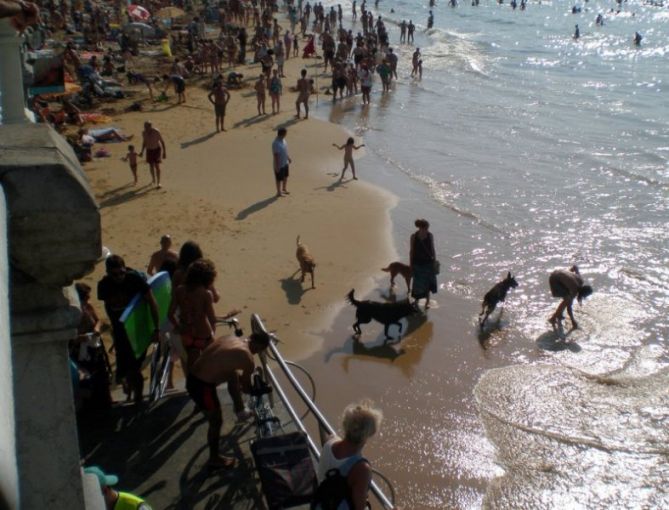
top-left (315, 401), bottom-right (383, 509)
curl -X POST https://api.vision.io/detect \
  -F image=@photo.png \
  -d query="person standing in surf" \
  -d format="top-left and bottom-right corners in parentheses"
top-left (410, 219), bottom-right (438, 309)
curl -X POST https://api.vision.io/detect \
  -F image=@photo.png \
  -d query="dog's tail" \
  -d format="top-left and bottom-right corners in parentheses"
top-left (381, 266), bottom-right (391, 272)
top-left (296, 235), bottom-right (301, 247)
top-left (346, 289), bottom-right (360, 307)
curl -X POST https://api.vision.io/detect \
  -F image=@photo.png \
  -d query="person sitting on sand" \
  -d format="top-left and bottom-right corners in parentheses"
top-left (302, 34), bottom-right (317, 58)
top-left (548, 265), bottom-right (593, 331)
top-left (333, 137), bottom-right (365, 180)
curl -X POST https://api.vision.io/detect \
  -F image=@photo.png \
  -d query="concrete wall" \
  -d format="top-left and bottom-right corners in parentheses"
top-left (0, 187), bottom-right (19, 510)
top-left (0, 123), bottom-right (101, 509)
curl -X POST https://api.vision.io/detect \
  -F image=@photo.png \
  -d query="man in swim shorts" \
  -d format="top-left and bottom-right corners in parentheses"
top-left (139, 121), bottom-right (166, 188)
top-left (187, 329), bottom-right (271, 469)
top-left (207, 80), bottom-right (231, 133)
top-left (295, 68), bottom-right (312, 119)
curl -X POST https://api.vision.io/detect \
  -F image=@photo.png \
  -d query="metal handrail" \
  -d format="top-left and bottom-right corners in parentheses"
top-left (252, 314), bottom-right (395, 509)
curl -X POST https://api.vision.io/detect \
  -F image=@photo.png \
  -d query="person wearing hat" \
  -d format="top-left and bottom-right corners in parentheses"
top-left (146, 234), bottom-right (178, 276)
top-left (84, 466), bottom-right (152, 510)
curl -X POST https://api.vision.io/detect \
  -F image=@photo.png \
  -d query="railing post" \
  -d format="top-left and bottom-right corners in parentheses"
top-left (0, 19), bottom-right (28, 124)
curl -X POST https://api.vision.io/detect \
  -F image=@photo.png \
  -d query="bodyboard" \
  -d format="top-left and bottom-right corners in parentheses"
top-left (120, 271), bottom-right (172, 358)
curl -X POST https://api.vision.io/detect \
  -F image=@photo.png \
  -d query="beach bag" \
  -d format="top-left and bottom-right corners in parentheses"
top-left (251, 431), bottom-right (317, 509)
top-left (311, 455), bottom-right (367, 510)
top-left (432, 260), bottom-right (441, 275)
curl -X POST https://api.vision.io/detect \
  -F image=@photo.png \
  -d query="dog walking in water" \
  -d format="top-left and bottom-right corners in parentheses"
top-left (295, 236), bottom-right (316, 289)
top-left (381, 262), bottom-right (412, 292)
top-left (479, 272), bottom-right (518, 328)
top-left (347, 289), bottom-right (420, 340)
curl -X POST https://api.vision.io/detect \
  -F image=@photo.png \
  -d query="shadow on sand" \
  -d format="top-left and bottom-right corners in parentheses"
top-left (180, 132), bottom-right (217, 149)
top-left (235, 195), bottom-right (279, 220)
top-left (280, 270), bottom-right (313, 305)
top-left (98, 183), bottom-right (155, 209)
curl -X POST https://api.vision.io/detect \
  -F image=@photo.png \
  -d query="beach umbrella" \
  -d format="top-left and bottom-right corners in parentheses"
top-left (156, 6), bottom-right (185, 19)
top-left (127, 4), bottom-right (151, 22)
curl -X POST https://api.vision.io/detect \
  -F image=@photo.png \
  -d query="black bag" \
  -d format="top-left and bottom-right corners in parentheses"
top-left (311, 455), bottom-right (367, 510)
top-left (251, 431), bottom-right (317, 509)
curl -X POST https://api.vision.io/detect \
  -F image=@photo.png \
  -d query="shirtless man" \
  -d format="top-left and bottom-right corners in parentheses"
top-left (139, 121), bottom-right (166, 189)
top-left (411, 47), bottom-right (422, 77)
top-left (295, 68), bottom-right (313, 119)
top-left (186, 322), bottom-right (271, 468)
top-left (147, 234), bottom-right (178, 275)
top-left (208, 80), bottom-right (231, 132)
top-left (254, 74), bottom-right (267, 115)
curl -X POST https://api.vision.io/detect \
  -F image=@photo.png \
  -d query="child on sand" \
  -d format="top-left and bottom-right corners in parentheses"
top-left (255, 74), bottom-right (267, 115)
top-left (122, 144), bottom-right (139, 185)
top-left (332, 137), bottom-right (365, 180)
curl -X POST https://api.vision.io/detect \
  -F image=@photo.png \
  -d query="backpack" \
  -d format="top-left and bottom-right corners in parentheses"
top-left (311, 455), bottom-right (367, 510)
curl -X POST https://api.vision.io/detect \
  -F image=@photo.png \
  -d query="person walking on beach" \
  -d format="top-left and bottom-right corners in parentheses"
top-left (410, 219), bottom-right (437, 309)
top-left (313, 401), bottom-right (382, 510)
top-left (147, 234), bottom-right (178, 276)
top-left (207, 80), bottom-right (231, 133)
top-left (295, 68), bottom-right (313, 119)
top-left (548, 265), bottom-right (593, 331)
top-left (255, 74), bottom-right (267, 115)
top-left (139, 121), bottom-right (166, 189)
top-left (121, 144), bottom-right (138, 185)
top-left (333, 137), bottom-right (365, 180)
top-left (272, 127), bottom-right (292, 196)
top-left (186, 329), bottom-right (271, 469)
top-left (97, 255), bottom-right (160, 406)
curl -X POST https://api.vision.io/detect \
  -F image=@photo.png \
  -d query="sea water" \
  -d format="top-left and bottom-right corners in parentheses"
top-left (307, 0), bottom-right (669, 508)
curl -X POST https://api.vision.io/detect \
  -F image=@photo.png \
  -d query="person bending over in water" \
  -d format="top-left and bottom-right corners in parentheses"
top-left (548, 265), bottom-right (593, 331)
top-left (333, 137), bottom-right (365, 180)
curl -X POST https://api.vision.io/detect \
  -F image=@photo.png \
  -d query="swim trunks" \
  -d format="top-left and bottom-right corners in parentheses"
top-left (215, 103), bottom-right (226, 116)
top-left (146, 147), bottom-right (161, 164)
top-left (186, 374), bottom-right (220, 412)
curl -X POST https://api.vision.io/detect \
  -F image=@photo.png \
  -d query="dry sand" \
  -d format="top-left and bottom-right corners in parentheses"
top-left (81, 44), bottom-right (397, 361)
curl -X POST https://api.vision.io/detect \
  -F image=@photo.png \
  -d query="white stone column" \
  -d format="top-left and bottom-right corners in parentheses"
top-left (0, 19), bottom-right (27, 124)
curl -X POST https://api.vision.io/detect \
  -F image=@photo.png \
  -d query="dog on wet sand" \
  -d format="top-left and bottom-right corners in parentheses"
top-left (381, 262), bottom-right (412, 291)
top-left (347, 289), bottom-right (420, 340)
top-left (479, 272), bottom-right (518, 328)
top-left (296, 236), bottom-right (316, 289)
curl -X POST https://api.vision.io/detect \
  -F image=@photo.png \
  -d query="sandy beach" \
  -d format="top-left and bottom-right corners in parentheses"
top-left (80, 46), bottom-right (397, 361)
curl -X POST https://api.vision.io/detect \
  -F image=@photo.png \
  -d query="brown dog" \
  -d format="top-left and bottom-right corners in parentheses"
top-left (381, 262), bottom-right (412, 291)
top-left (296, 235), bottom-right (316, 288)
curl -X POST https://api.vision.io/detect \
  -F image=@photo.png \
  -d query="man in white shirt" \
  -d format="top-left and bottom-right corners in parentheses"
top-left (272, 127), bottom-right (292, 196)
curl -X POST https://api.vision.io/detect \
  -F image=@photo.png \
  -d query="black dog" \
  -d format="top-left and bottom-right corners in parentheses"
top-left (347, 289), bottom-right (420, 340)
top-left (479, 272), bottom-right (518, 328)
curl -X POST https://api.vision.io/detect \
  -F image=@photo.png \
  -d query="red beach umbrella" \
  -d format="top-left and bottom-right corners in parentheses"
top-left (127, 4), bottom-right (151, 22)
